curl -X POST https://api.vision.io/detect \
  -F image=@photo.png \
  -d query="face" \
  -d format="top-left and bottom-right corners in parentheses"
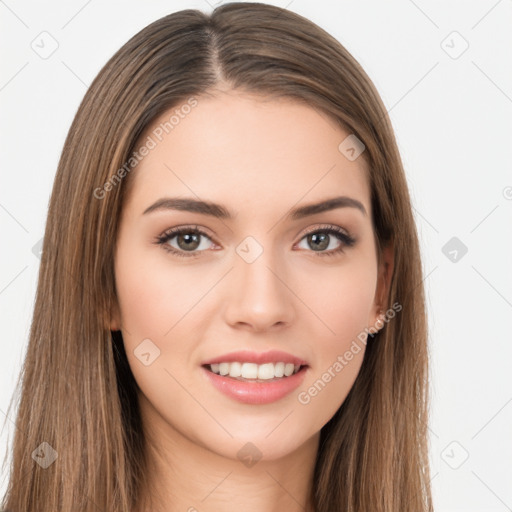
top-left (111, 89), bottom-right (391, 462)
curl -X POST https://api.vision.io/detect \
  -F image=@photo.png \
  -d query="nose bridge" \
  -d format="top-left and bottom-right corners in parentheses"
top-left (236, 233), bottom-right (287, 301)
top-left (224, 234), bottom-right (295, 329)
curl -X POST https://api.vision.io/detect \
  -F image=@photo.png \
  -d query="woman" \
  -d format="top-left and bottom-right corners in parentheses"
top-left (1, 3), bottom-right (433, 511)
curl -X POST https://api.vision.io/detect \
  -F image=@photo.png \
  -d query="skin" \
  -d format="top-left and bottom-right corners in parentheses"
top-left (111, 88), bottom-right (393, 512)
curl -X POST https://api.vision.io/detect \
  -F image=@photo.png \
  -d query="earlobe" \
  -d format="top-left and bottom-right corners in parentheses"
top-left (372, 242), bottom-right (395, 330)
top-left (109, 301), bottom-right (121, 332)
top-left (373, 308), bottom-right (386, 333)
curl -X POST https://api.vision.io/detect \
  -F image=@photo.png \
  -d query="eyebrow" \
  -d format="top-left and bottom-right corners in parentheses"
top-left (142, 195), bottom-right (367, 219)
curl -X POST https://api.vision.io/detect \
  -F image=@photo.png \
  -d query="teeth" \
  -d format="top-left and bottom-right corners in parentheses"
top-left (208, 361), bottom-right (302, 379)
top-left (229, 362), bottom-right (242, 377)
top-left (257, 363), bottom-right (274, 380)
top-left (274, 362), bottom-right (285, 377)
top-left (242, 362), bottom-right (258, 379)
top-left (284, 363), bottom-right (294, 376)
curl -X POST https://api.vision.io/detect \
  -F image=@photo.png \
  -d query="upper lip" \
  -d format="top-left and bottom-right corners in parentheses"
top-left (202, 350), bottom-right (308, 367)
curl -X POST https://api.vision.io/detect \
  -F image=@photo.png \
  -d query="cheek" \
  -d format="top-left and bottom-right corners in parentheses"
top-left (114, 249), bottom-right (206, 339)
top-left (296, 284), bottom-right (371, 426)
top-left (316, 298), bottom-right (370, 386)
top-left (294, 258), bottom-right (376, 414)
top-left (113, 250), bottom-right (204, 409)
top-left (297, 254), bottom-right (377, 344)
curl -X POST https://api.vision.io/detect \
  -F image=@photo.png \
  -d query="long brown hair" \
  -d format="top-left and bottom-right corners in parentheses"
top-left (1, 3), bottom-right (433, 511)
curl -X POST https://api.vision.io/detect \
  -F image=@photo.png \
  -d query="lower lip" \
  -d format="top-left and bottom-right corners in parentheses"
top-left (202, 366), bottom-right (308, 405)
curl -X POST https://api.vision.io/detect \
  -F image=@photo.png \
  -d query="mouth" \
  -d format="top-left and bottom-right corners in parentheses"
top-left (200, 351), bottom-right (309, 404)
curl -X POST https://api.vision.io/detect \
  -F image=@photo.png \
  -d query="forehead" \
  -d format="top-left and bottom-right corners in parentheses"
top-left (125, 91), bottom-right (371, 219)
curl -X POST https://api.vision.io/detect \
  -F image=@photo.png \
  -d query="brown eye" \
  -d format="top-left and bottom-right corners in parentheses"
top-left (175, 232), bottom-right (201, 251)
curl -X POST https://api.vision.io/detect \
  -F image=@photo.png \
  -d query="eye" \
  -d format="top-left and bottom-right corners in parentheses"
top-left (295, 224), bottom-right (356, 257)
top-left (154, 224), bottom-right (356, 258)
top-left (155, 225), bottom-right (216, 258)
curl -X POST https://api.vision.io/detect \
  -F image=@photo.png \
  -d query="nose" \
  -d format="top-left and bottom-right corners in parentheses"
top-left (223, 248), bottom-right (296, 333)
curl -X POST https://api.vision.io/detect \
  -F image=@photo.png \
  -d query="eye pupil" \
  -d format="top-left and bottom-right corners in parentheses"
top-left (308, 233), bottom-right (329, 251)
top-left (177, 233), bottom-right (200, 251)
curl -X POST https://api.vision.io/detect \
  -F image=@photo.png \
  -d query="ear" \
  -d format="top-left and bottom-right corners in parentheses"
top-left (109, 299), bottom-right (122, 332)
top-left (370, 241), bottom-right (394, 331)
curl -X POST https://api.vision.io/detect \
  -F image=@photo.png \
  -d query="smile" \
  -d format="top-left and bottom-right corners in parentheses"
top-left (207, 361), bottom-right (303, 380)
top-left (202, 359), bottom-right (308, 405)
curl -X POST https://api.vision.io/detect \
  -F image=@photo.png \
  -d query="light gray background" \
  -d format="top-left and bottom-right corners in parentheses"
top-left (1, 0), bottom-right (511, 509)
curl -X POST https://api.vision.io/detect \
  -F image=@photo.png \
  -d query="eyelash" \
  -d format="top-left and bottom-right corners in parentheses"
top-left (154, 224), bottom-right (356, 259)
